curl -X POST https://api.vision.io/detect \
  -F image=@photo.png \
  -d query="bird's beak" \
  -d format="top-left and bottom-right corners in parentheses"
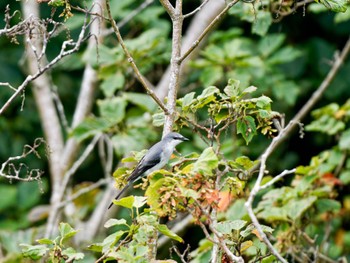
top-left (182, 136), bottom-right (189, 141)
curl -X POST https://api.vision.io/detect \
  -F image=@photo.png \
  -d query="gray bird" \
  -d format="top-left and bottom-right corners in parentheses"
top-left (108, 132), bottom-right (189, 209)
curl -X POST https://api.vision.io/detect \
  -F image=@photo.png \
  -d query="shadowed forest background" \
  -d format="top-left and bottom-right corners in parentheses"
top-left (0, 0), bottom-right (350, 262)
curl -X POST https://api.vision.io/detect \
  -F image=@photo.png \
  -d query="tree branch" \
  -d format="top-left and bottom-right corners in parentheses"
top-left (183, 0), bottom-right (211, 18)
top-left (104, 0), bottom-right (168, 114)
top-left (155, 1), bottom-right (227, 99)
top-left (178, 0), bottom-right (239, 64)
top-left (267, 36), bottom-right (350, 155)
top-left (162, 0), bottom-right (184, 135)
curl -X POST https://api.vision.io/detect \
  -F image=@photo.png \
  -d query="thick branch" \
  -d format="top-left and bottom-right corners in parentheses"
top-left (163, 0), bottom-right (184, 135)
top-left (21, 1), bottom-right (64, 194)
top-left (159, 0), bottom-right (176, 19)
top-left (155, 1), bottom-right (227, 99)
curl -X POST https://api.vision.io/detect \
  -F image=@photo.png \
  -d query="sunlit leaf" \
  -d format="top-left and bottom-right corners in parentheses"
top-left (316, 0), bottom-right (348, 12)
top-left (193, 147), bottom-right (219, 175)
top-left (251, 11), bottom-right (272, 36)
top-left (104, 218), bottom-right (128, 228)
top-left (113, 196), bottom-right (135, 209)
top-left (240, 240), bottom-right (253, 252)
top-left (216, 220), bottom-right (247, 234)
top-left (59, 223), bottom-right (78, 244)
top-left (285, 196), bottom-right (317, 220)
top-left (62, 247), bottom-right (84, 261)
top-left (339, 129), bottom-right (350, 150)
top-left (124, 92), bottom-right (158, 112)
top-left (157, 224), bottom-right (184, 243)
top-left (102, 231), bottom-right (125, 253)
top-left (21, 244), bottom-right (48, 260)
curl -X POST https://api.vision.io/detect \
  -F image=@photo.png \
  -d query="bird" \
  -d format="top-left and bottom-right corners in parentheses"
top-left (108, 132), bottom-right (189, 209)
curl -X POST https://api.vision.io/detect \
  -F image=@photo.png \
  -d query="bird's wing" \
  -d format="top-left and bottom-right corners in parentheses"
top-left (127, 142), bottom-right (162, 183)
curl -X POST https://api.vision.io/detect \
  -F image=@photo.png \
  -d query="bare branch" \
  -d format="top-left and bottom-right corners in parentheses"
top-left (183, 0), bottom-right (211, 18)
top-left (163, 0), bottom-right (184, 135)
top-left (57, 178), bottom-right (111, 209)
top-left (0, 12), bottom-right (90, 115)
top-left (45, 134), bottom-right (102, 238)
top-left (104, 0), bottom-right (168, 114)
top-left (0, 138), bottom-right (46, 182)
top-left (178, 0), bottom-right (239, 64)
top-left (260, 168), bottom-right (296, 190)
top-left (245, 124), bottom-right (294, 263)
top-left (266, 36), bottom-right (350, 155)
top-left (159, 0), bottom-right (176, 19)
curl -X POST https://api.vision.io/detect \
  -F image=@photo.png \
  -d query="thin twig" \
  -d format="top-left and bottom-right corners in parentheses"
top-left (0, 14), bottom-right (90, 115)
top-left (183, 0), bottom-right (211, 18)
top-left (260, 168), bottom-right (296, 190)
top-left (178, 0), bottom-right (239, 64)
top-left (266, 36), bottom-right (350, 154)
top-left (57, 178), bottom-right (111, 209)
top-left (104, 0), bottom-right (168, 114)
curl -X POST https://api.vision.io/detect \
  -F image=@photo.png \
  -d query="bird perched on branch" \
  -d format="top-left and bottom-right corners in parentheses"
top-left (108, 132), bottom-right (189, 209)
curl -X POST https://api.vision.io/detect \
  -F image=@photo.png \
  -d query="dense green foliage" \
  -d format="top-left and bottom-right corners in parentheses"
top-left (0, 0), bottom-right (350, 262)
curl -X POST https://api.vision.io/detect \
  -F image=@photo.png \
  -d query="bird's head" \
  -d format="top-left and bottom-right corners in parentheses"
top-left (163, 132), bottom-right (189, 146)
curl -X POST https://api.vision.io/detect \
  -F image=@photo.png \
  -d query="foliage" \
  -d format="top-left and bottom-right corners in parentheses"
top-left (21, 222), bottom-right (84, 262)
top-left (0, 0), bottom-right (350, 262)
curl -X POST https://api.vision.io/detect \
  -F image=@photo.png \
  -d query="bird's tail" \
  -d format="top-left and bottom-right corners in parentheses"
top-left (107, 182), bottom-right (131, 209)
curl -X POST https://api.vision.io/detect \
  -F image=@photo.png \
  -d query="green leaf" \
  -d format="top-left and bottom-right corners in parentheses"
top-left (104, 218), bottom-right (128, 228)
top-left (339, 129), bottom-right (350, 150)
top-left (100, 72), bottom-right (125, 97)
top-left (133, 196), bottom-right (148, 208)
top-left (335, 7), bottom-right (350, 23)
top-left (242, 86), bottom-right (257, 94)
top-left (71, 117), bottom-right (113, 141)
top-left (200, 66), bottom-right (224, 86)
top-left (21, 244), bottom-right (49, 260)
top-left (236, 116), bottom-right (257, 144)
top-left (146, 177), bottom-right (167, 216)
top-left (258, 34), bottom-right (286, 57)
top-left (285, 196), bottom-right (317, 220)
top-left (124, 92), bottom-right (158, 112)
top-left (157, 224), bottom-right (184, 243)
top-left (152, 112), bottom-right (165, 127)
top-left (340, 170), bottom-right (350, 184)
top-left (196, 86), bottom-right (220, 108)
top-left (181, 92), bottom-right (196, 111)
top-left (62, 247), bottom-right (84, 261)
top-left (257, 207), bottom-right (289, 222)
top-left (59, 222), bottom-right (78, 244)
top-left (251, 11), bottom-right (272, 36)
top-left (216, 220), bottom-right (247, 234)
top-left (267, 46), bottom-right (301, 65)
top-left (224, 79), bottom-right (241, 97)
top-left (97, 97), bottom-right (127, 123)
top-left (113, 196), bottom-right (135, 209)
top-left (36, 238), bottom-right (54, 245)
top-left (18, 181), bottom-right (41, 210)
top-left (48, 0), bottom-right (65, 7)
top-left (0, 185), bottom-right (17, 212)
top-left (193, 147), bottom-right (219, 175)
top-left (316, 199), bottom-right (341, 213)
top-left (256, 95), bottom-right (272, 109)
top-left (87, 243), bottom-right (103, 253)
top-left (102, 231), bottom-right (125, 253)
top-left (316, 0), bottom-right (348, 12)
